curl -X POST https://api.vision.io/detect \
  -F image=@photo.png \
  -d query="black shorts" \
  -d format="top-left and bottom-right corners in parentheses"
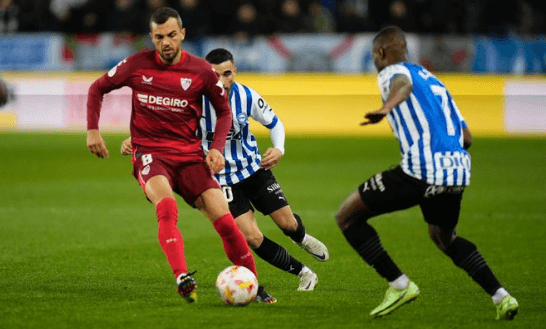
top-left (358, 166), bottom-right (465, 229)
top-left (221, 169), bottom-right (289, 218)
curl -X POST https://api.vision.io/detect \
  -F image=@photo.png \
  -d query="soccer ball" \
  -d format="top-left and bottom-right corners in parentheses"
top-left (216, 265), bottom-right (258, 306)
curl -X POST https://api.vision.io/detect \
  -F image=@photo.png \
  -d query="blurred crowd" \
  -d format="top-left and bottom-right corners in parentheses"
top-left (1, 0), bottom-right (545, 38)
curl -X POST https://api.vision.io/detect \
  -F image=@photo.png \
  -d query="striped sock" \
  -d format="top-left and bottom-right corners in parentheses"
top-left (445, 237), bottom-right (502, 295)
top-left (342, 221), bottom-right (403, 281)
top-left (254, 236), bottom-right (303, 275)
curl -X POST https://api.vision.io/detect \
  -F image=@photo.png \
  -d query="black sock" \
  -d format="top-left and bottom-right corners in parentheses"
top-left (282, 213), bottom-right (306, 243)
top-left (342, 220), bottom-right (403, 282)
top-left (444, 237), bottom-right (502, 295)
top-left (254, 236), bottom-right (303, 276)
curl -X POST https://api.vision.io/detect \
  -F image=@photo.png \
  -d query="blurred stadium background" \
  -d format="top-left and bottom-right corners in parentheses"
top-left (1, 0), bottom-right (546, 135)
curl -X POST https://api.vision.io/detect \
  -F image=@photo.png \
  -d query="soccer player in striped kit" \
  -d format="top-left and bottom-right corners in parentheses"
top-left (335, 26), bottom-right (519, 320)
top-left (200, 48), bottom-right (329, 296)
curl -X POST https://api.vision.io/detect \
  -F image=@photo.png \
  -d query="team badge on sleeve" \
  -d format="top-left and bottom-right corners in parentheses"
top-left (181, 78), bottom-right (192, 91)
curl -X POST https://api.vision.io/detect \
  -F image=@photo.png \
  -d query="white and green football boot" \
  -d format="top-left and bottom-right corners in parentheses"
top-left (370, 281), bottom-right (420, 318)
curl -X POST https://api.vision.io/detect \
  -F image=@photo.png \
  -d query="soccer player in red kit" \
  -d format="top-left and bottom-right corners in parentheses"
top-left (86, 7), bottom-right (258, 303)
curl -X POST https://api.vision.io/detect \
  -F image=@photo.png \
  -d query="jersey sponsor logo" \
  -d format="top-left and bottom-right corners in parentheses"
top-left (205, 128), bottom-right (241, 142)
top-left (137, 93), bottom-right (189, 112)
top-left (142, 75), bottom-right (153, 84)
top-left (181, 78), bottom-right (192, 90)
top-left (435, 152), bottom-right (470, 170)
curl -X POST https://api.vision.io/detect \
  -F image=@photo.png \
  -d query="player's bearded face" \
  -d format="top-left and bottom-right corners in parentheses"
top-left (151, 17), bottom-right (185, 64)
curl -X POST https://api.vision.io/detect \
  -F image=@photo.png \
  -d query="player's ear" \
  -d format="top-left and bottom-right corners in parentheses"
top-left (379, 47), bottom-right (386, 59)
top-left (180, 28), bottom-right (186, 41)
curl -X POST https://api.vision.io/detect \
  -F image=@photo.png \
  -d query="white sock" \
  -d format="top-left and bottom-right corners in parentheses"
top-left (176, 273), bottom-right (187, 285)
top-left (492, 287), bottom-right (509, 304)
top-left (298, 266), bottom-right (310, 277)
top-left (389, 274), bottom-right (409, 290)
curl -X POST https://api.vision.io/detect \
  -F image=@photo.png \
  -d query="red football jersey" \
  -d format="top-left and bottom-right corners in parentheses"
top-left (87, 49), bottom-right (232, 160)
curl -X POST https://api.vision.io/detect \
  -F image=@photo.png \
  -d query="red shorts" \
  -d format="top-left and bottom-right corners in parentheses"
top-left (132, 152), bottom-right (220, 206)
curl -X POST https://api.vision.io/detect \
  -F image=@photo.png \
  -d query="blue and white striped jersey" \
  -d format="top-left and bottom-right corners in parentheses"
top-left (377, 62), bottom-right (471, 186)
top-left (199, 82), bottom-right (279, 185)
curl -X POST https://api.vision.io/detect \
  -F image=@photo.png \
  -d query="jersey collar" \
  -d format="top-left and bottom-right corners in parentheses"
top-left (154, 50), bottom-right (187, 69)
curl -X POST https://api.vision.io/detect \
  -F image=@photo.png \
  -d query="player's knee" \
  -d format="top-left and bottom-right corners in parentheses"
top-left (246, 231), bottom-right (264, 249)
top-left (336, 209), bottom-right (371, 231)
top-left (428, 225), bottom-right (457, 251)
top-left (280, 216), bottom-right (299, 234)
top-left (334, 211), bottom-right (346, 228)
top-left (336, 212), bottom-right (359, 231)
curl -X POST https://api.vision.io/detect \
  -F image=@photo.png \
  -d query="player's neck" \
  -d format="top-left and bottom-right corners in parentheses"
top-left (159, 50), bottom-right (183, 66)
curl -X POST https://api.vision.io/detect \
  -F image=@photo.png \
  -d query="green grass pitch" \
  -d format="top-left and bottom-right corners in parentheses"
top-left (1, 132), bottom-right (545, 329)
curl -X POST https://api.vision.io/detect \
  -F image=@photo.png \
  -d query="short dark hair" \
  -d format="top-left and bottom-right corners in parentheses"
top-left (373, 25), bottom-right (405, 45)
top-left (205, 48), bottom-right (234, 65)
top-left (149, 7), bottom-right (183, 31)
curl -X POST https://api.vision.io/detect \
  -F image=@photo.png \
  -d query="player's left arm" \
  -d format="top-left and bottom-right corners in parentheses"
top-left (261, 119), bottom-right (285, 170)
top-left (362, 74), bottom-right (413, 125)
top-left (248, 90), bottom-right (285, 170)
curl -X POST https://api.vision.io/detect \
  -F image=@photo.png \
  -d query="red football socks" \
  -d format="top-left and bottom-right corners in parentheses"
top-left (156, 197), bottom-right (187, 278)
top-left (213, 213), bottom-right (257, 277)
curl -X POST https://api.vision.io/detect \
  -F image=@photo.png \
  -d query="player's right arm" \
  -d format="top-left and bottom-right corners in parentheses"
top-left (362, 74), bottom-right (412, 125)
top-left (202, 68), bottom-right (232, 173)
top-left (86, 57), bottom-right (132, 159)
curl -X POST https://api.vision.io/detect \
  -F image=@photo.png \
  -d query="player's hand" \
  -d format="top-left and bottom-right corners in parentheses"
top-left (361, 108), bottom-right (390, 126)
top-left (86, 129), bottom-right (110, 159)
top-left (260, 147), bottom-right (283, 170)
top-left (120, 137), bottom-right (132, 156)
top-left (206, 148), bottom-right (225, 173)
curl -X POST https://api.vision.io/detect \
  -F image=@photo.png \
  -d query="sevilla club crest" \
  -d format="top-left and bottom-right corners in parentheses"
top-left (181, 78), bottom-right (192, 91)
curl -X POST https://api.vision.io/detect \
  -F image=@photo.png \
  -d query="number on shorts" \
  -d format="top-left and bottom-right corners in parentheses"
top-left (142, 154), bottom-right (153, 166)
top-left (222, 186), bottom-right (233, 202)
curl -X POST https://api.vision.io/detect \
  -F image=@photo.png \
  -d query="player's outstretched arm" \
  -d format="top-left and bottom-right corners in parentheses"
top-left (87, 129), bottom-right (110, 159)
top-left (362, 75), bottom-right (412, 126)
top-left (120, 137), bottom-right (132, 155)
